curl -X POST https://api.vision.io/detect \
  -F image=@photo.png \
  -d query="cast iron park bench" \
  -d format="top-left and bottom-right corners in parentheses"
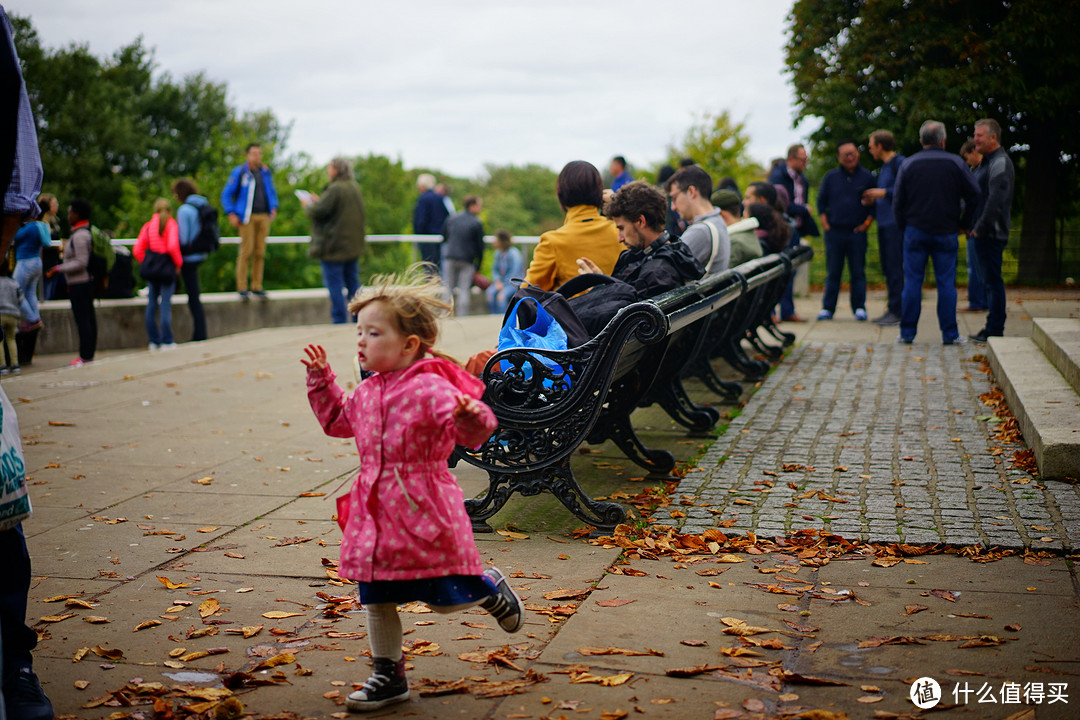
top-left (452, 246), bottom-right (813, 532)
top-left (683, 245), bottom-right (813, 398)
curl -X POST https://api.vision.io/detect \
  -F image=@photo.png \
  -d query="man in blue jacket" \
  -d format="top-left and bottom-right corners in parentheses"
top-left (221, 143), bottom-right (278, 299)
top-left (816, 140), bottom-right (876, 321)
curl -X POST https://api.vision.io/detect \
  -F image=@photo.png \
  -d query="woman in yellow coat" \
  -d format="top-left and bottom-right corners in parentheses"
top-left (524, 161), bottom-right (622, 291)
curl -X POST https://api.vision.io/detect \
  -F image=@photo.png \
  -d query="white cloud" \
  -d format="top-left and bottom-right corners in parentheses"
top-left (9, 0), bottom-right (805, 177)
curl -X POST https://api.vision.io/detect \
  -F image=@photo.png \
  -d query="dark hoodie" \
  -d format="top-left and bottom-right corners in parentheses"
top-left (612, 231), bottom-right (705, 299)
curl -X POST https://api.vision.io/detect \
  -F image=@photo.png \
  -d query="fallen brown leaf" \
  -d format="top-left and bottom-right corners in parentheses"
top-left (577, 646), bottom-right (663, 657)
top-left (595, 598), bottom-right (636, 607)
top-left (665, 664), bottom-right (723, 678)
top-left (198, 598), bottom-right (220, 618)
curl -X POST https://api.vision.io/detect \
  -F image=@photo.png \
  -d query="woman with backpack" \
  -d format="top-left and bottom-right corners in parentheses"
top-left (133, 198), bottom-right (183, 351)
top-left (173, 178), bottom-right (211, 341)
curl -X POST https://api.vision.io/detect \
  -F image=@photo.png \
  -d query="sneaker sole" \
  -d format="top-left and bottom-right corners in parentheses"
top-left (345, 689), bottom-right (409, 712)
top-left (484, 568), bottom-right (524, 633)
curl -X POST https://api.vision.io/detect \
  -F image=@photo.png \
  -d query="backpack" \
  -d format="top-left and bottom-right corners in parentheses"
top-left (87, 225), bottom-right (116, 281)
top-left (187, 202), bottom-right (220, 253)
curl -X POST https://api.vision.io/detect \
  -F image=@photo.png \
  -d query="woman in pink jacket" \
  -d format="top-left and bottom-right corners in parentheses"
top-left (301, 268), bottom-right (523, 713)
top-left (133, 198), bottom-right (183, 350)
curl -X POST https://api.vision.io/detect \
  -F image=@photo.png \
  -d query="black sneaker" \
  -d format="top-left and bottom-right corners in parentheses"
top-left (251, 289), bottom-right (269, 299)
top-left (238, 290), bottom-right (250, 300)
top-left (872, 312), bottom-right (901, 326)
top-left (969, 329), bottom-right (1001, 343)
top-left (481, 567), bottom-right (524, 632)
top-left (346, 657), bottom-right (409, 712)
top-left (3, 667), bottom-right (54, 720)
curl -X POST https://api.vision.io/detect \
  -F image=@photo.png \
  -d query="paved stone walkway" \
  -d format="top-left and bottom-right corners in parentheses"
top-left (677, 342), bottom-right (1080, 551)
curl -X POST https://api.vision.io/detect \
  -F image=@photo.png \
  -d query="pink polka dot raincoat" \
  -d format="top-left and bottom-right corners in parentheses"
top-left (306, 357), bottom-right (497, 583)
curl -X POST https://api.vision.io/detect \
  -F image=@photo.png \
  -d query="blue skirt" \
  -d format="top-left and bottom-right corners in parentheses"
top-left (355, 574), bottom-right (495, 607)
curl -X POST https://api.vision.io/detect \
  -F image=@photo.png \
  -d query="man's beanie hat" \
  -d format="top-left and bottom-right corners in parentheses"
top-left (712, 188), bottom-right (742, 214)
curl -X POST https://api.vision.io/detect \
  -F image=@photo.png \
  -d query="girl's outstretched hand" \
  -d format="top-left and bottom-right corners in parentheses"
top-left (301, 344), bottom-right (329, 372)
top-left (453, 394), bottom-right (487, 428)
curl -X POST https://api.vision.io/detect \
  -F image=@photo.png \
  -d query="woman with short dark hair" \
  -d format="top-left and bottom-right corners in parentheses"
top-left (524, 161), bottom-right (621, 291)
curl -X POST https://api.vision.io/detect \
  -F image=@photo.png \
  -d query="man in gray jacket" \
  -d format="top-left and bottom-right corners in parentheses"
top-left (968, 118), bottom-right (1014, 343)
top-left (441, 195), bottom-right (485, 315)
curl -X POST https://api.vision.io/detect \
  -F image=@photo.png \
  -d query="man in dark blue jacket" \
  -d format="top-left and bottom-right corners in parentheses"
top-left (412, 173), bottom-right (449, 274)
top-left (892, 120), bottom-right (980, 345)
top-left (816, 140), bottom-right (875, 321)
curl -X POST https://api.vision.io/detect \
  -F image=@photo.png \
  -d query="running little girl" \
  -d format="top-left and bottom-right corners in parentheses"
top-left (301, 268), bottom-right (523, 713)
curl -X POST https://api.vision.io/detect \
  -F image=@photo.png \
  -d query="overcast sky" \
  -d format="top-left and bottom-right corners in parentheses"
top-left (9, 0), bottom-right (813, 178)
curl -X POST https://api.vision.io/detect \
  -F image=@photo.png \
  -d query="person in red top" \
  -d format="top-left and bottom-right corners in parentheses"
top-left (133, 198), bottom-right (183, 350)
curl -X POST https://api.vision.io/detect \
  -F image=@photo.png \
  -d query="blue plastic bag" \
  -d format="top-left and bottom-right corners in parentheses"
top-left (498, 297), bottom-right (569, 383)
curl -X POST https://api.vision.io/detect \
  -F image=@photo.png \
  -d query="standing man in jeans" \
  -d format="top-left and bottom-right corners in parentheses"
top-left (301, 157), bottom-right (366, 324)
top-left (968, 119), bottom-right (1014, 343)
top-left (816, 140), bottom-right (876, 321)
top-left (222, 142), bottom-right (278, 299)
top-left (892, 120), bottom-right (980, 345)
top-left (862, 130), bottom-right (905, 327)
top-left (441, 195), bottom-right (485, 315)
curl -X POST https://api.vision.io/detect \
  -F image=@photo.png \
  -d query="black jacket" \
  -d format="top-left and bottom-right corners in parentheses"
top-left (612, 232), bottom-right (705, 298)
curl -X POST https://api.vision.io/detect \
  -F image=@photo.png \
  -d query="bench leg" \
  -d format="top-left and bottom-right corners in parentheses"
top-left (699, 361), bottom-right (744, 401)
top-left (761, 317), bottom-right (796, 346)
top-left (656, 380), bottom-right (721, 432)
top-left (748, 329), bottom-right (783, 360)
top-left (464, 463), bottom-right (627, 533)
top-left (719, 339), bottom-right (769, 379)
top-left (590, 414), bottom-right (676, 475)
top-left (548, 460), bottom-right (627, 531)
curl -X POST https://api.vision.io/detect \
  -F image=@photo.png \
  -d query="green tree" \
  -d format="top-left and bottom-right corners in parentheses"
top-left (785, 0), bottom-right (1080, 284)
top-left (481, 163), bottom-right (563, 235)
top-left (666, 111), bottom-right (765, 192)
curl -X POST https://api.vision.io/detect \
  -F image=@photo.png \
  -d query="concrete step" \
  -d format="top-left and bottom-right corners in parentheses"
top-left (987, 336), bottom-right (1080, 479)
top-left (1032, 317), bottom-right (1080, 396)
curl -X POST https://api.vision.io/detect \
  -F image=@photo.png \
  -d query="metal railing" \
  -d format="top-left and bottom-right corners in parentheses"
top-left (109, 234), bottom-right (543, 247)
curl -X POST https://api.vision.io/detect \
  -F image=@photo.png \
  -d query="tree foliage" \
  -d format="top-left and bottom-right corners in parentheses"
top-left (784, 0), bottom-right (1080, 283)
top-left (666, 111), bottom-right (765, 194)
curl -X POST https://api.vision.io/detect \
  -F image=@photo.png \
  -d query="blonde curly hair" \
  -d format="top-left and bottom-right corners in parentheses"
top-left (348, 264), bottom-right (457, 363)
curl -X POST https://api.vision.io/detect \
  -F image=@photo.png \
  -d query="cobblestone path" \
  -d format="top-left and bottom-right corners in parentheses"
top-left (677, 342), bottom-right (1080, 551)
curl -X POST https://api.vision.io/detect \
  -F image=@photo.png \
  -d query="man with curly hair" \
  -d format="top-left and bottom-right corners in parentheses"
top-left (577, 181), bottom-right (704, 298)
